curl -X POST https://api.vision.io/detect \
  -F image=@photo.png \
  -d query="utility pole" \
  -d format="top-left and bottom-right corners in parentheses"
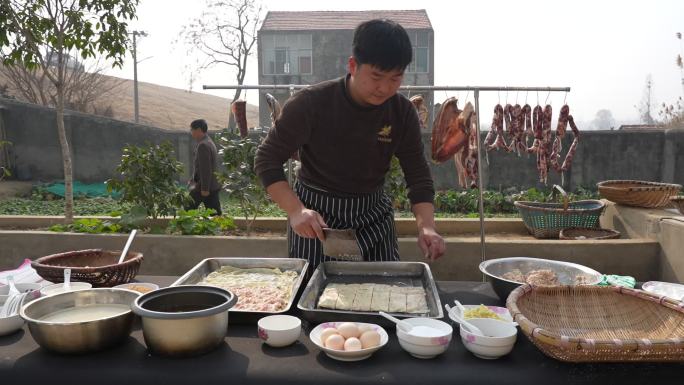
top-left (129, 30), bottom-right (147, 123)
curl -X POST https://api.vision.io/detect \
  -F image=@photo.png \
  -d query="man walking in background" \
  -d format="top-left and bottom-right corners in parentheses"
top-left (188, 119), bottom-right (222, 215)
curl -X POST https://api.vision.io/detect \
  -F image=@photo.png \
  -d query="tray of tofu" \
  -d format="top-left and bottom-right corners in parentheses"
top-left (297, 261), bottom-right (443, 326)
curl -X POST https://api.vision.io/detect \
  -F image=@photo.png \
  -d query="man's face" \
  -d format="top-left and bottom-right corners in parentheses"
top-left (348, 57), bottom-right (404, 106)
top-left (190, 128), bottom-right (203, 141)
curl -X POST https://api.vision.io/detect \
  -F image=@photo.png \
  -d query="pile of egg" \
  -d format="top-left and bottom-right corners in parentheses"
top-left (320, 322), bottom-right (381, 351)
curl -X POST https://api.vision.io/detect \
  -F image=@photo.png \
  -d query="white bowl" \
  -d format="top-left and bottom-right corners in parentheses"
top-left (0, 283), bottom-right (42, 303)
top-left (396, 318), bottom-right (453, 359)
top-left (642, 281), bottom-right (684, 301)
top-left (258, 315), bottom-right (301, 347)
top-left (114, 282), bottom-right (159, 295)
top-left (40, 282), bottom-right (92, 297)
top-left (310, 322), bottom-right (388, 361)
top-left (0, 297), bottom-right (26, 336)
top-left (459, 318), bottom-right (517, 359)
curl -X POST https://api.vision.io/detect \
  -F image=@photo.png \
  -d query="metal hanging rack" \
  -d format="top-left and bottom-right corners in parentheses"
top-left (204, 83), bottom-right (571, 275)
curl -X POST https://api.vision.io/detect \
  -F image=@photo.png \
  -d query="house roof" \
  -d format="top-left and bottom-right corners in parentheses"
top-left (260, 10), bottom-right (432, 31)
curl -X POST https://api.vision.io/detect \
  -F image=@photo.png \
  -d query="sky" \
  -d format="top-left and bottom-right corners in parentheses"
top-left (104, 0), bottom-right (684, 126)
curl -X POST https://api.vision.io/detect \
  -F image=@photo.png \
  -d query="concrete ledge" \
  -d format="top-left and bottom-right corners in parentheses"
top-left (601, 201), bottom-right (684, 283)
top-left (0, 215), bottom-right (529, 236)
top-left (0, 230), bottom-right (660, 282)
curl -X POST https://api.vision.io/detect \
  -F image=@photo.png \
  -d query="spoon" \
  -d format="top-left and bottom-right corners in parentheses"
top-left (379, 311), bottom-right (413, 333)
top-left (445, 304), bottom-right (484, 336)
top-left (118, 229), bottom-right (138, 264)
top-left (453, 299), bottom-right (467, 314)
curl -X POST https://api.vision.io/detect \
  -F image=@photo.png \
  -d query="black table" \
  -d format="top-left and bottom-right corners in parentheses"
top-left (2, 278), bottom-right (683, 385)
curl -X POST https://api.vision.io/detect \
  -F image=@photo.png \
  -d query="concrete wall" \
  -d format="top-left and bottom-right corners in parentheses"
top-left (2, 96), bottom-right (683, 192)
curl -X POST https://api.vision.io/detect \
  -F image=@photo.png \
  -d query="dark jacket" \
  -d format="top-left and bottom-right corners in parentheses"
top-left (193, 135), bottom-right (221, 192)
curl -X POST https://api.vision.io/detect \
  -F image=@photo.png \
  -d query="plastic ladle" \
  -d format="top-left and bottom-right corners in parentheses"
top-left (445, 304), bottom-right (485, 336)
top-left (379, 311), bottom-right (413, 333)
top-left (118, 229), bottom-right (138, 264)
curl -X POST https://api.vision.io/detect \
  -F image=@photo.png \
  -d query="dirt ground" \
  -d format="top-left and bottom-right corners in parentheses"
top-left (0, 181), bottom-right (32, 199)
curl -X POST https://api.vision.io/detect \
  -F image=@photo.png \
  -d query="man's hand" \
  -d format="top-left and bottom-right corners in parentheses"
top-left (418, 226), bottom-right (445, 261)
top-left (201, 190), bottom-right (210, 197)
top-left (289, 207), bottom-right (327, 241)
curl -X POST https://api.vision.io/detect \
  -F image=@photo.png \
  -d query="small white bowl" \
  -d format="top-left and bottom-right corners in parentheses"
top-left (396, 318), bottom-right (453, 359)
top-left (39, 282), bottom-right (92, 297)
top-left (258, 315), bottom-right (301, 347)
top-left (460, 318), bottom-right (517, 359)
top-left (310, 322), bottom-right (388, 361)
top-left (0, 283), bottom-right (42, 303)
top-left (114, 282), bottom-right (159, 295)
top-left (0, 297), bottom-right (26, 336)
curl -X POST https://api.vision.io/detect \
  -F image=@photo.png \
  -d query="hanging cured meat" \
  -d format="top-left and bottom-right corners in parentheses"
top-left (265, 93), bottom-right (281, 125)
top-left (432, 98), bottom-right (478, 189)
top-left (410, 95), bottom-right (429, 130)
top-left (231, 99), bottom-right (248, 138)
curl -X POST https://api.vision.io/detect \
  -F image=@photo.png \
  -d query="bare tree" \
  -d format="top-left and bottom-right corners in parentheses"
top-left (636, 75), bottom-right (656, 125)
top-left (177, 0), bottom-right (263, 128)
top-left (0, 49), bottom-right (125, 115)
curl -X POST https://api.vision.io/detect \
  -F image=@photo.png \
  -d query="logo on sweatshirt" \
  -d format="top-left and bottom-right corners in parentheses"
top-left (377, 125), bottom-right (392, 143)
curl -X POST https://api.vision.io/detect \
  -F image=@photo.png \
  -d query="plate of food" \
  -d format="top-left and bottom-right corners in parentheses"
top-left (310, 321), bottom-right (388, 361)
top-left (459, 304), bottom-right (513, 322)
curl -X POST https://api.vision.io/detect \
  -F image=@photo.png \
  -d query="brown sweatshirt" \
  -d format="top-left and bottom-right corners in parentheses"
top-left (255, 75), bottom-right (434, 204)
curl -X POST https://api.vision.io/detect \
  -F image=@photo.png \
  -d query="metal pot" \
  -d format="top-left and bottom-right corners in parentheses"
top-left (20, 288), bottom-right (138, 354)
top-left (131, 285), bottom-right (237, 357)
top-left (479, 257), bottom-right (602, 301)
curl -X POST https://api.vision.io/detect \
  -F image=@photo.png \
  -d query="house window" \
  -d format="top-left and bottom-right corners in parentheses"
top-left (262, 34), bottom-right (313, 75)
top-left (407, 31), bottom-right (429, 73)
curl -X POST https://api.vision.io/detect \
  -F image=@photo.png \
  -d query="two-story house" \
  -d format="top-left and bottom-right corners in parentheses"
top-left (257, 10), bottom-right (434, 130)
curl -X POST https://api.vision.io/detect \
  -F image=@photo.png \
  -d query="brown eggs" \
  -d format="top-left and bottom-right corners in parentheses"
top-left (319, 323), bottom-right (382, 351)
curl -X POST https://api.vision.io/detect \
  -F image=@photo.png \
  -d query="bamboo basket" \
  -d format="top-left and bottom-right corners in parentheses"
top-left (507, 284), bottom-right (684, 362)
top-left (670, 196), bottom-right (684, 215)
top-left (559, 227), bottom-right (621, 240)
top-left (32, 249), bottom-right (143, 287)
top-left (597, 180), bottom-right (682, 208)
top-left (515, 185), bottom-right (605, 239)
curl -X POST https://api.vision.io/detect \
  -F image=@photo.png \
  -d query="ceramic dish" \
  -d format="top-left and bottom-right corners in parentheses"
top-left (309, 321), bottom-right (388, 361)
top-left (459, 305), bottom-right (514, 322)
top-left (642, 281), bottom-right (684, 302)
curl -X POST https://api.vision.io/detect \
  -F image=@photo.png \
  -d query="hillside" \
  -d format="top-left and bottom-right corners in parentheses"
top-left (0, 70), bottom-right (258, 131)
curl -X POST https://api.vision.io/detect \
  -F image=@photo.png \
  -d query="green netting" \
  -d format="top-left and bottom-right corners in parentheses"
top-left (44, 181), bottom-right (120, 198)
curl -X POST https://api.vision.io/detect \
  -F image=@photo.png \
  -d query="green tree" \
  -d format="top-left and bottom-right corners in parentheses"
top-left (106, 142), bottom-right (190, 219)
top-left (0, 0), bottom-right (139, 221)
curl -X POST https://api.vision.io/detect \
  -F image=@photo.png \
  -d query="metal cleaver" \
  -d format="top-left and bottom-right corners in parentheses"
top-left (321, 228), bottom-right (362, 261)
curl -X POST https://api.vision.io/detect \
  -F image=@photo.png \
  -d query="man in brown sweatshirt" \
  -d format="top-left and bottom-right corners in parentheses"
top-left (188, 119), bottom-right (222, 215)
top-left (255, 19), bottom-right (445, 271)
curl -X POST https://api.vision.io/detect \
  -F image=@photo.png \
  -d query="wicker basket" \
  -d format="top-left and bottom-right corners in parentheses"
top-left (670, 196), bottom-right (684, 215)
top-left (507, 284), bottom-right (684, 362)
top-left (559, 227), bottom-right (621, 240)
top-left (597, 180), bottom-right (682, 208)
top-left (32, 249), bottom-right (143, 287)
top-left (514, 185), bottom-right (605, 239)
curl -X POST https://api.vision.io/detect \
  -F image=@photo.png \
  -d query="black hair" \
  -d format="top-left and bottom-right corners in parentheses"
top-left (190, 119), bottom-right (208, 133)
top-left (352, 19), bottom-right (412, 72)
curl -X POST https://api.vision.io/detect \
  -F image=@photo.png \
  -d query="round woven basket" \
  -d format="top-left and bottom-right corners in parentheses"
top-left (32, 249), bottom-right (143, 287)
top-left (515, 185), bottom-right (605, 239)
top-left (670, 196), bottom-right (684, 215)
top-left (559, 227), bottom-right (621, 240)
top-left (597, 180), bottom-right (682, 208)
top-left (506, 284), bottom-right (684, 362)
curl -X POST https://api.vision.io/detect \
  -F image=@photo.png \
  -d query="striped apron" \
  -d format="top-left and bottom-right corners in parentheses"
top-left (288, 181), bottom-right (399, 276)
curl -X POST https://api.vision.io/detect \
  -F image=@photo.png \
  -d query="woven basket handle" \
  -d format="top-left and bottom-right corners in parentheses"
top-left (552, 184), bottom-right (569, 211)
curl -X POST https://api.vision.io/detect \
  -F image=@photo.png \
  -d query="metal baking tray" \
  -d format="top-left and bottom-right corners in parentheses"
top-left (297, 261), bottom-right (443, 326)
top-left (171, 258), bottom-right (309, 324)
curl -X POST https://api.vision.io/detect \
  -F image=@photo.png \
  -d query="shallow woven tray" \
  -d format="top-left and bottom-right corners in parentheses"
top-left (670, 196), bottom-right (684, 215)
top-left (597, 180), bottom-right (682, 208)
top-left (32, 249), bottom-right (143, 287)
top-left (507, 285), bottom-right (684, 362)
top-left (559, 227), bottom-right (621, 240)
